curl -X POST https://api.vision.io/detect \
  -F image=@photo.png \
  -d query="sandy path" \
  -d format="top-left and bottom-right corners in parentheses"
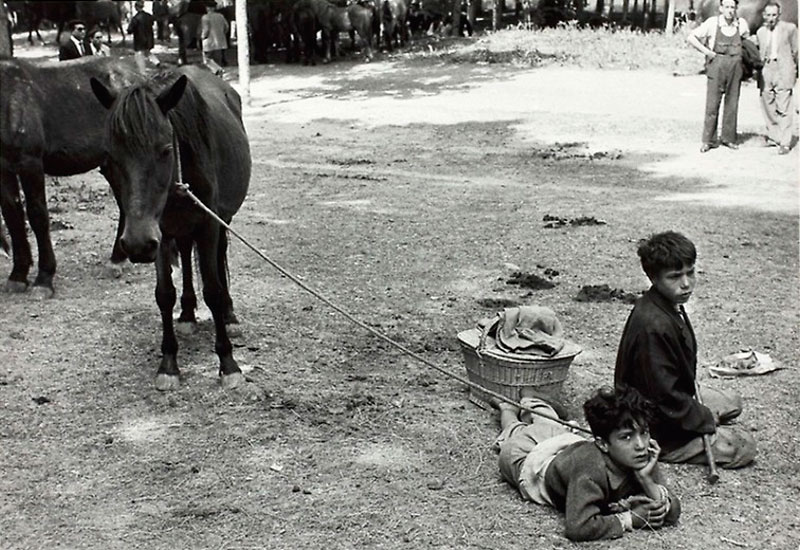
top-left (239, 61), bottom-right (798, 215)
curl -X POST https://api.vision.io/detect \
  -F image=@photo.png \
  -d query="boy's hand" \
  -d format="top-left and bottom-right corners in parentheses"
top-left (630, 498), bottom-right (667, 529)
top-left (635, 439), bottom-right (661, 481)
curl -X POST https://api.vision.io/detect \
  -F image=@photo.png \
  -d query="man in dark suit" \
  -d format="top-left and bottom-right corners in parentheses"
top-left (58, 20), bottom-right (87, 61)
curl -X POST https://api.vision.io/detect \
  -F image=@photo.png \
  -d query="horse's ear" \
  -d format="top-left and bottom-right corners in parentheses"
top-left (90, 77), bottom-right (116, 110)
top-left (157, 75), bottom-right (188, 115)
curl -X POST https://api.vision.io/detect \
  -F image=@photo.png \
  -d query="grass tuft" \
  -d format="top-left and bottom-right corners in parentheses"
top-left (419, 26), bottom-right (702, 73)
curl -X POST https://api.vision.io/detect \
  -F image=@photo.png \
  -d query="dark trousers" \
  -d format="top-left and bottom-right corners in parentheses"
top-left (702, 54), bottom-right (743, 144)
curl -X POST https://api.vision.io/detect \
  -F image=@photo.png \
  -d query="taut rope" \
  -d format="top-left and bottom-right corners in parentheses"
top-left (172, 177), bottom-right (592, 437)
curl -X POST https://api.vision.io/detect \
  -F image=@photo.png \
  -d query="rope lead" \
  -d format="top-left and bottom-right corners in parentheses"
top-left (173, 182), bottom-right (593, 436)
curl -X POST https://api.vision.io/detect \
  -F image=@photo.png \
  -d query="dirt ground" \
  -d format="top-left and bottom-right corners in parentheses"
top-left (2, 33), bottom-right (799, 550)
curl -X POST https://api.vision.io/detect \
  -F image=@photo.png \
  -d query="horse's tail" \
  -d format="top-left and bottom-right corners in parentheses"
top-left (0, 216), bottom-right (9, 258)
top-left (167, 238), bottom-right (180, 267)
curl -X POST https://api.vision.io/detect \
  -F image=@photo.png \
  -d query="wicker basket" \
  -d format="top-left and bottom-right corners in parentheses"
top-left (457, 328), bottom-right (581, 409)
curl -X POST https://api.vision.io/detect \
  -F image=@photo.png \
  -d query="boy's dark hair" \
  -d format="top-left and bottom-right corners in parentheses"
top-left (637, 231), bottom-right (696, 280)
top-left (583, 386), bottom-right (655, 441)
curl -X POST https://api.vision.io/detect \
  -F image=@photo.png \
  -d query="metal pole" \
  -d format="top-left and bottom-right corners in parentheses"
top-left (235, 0), bottom-right (250, 106)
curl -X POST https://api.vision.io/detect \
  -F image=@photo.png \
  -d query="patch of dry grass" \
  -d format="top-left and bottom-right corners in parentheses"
top-left (421, 27), bottom-right (702, 73)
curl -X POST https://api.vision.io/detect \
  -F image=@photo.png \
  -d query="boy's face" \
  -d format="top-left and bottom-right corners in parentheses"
top-left (650, 263), bottom-right (695, 306)
top-left (597, 421), bottom-right (652, 470)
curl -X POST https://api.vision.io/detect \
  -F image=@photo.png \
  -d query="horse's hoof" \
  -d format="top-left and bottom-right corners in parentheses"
top-left (4, 280), bottom-right (28, 294)
top-left (30, 285), bottom-right (54, 300)
top-left (176, 321), bottom-right (197, 335)
top-left (220, 371), bottom-right (245, 390)
top-left (155, 373), bottom-right (180, 391)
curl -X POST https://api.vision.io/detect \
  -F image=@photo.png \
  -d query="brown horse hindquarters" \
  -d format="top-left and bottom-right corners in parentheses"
top-left (346, 4), bottom-right (374, 60)
top-left (0, 57), bottom-right (142, 296)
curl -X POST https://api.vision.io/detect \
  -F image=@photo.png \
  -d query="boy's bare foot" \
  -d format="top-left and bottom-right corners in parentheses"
top-left (489, 396), bottom-right (520, 414)
top-left (519, 387), bottom-right (570, 420)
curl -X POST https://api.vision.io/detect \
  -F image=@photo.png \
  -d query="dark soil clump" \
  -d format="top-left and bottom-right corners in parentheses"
top-left (543, 214), bottom-right (607, 228)
top-left (506, 271), bottom-right (556, 290)
top-left (574, 284), bottom-right (638, 304)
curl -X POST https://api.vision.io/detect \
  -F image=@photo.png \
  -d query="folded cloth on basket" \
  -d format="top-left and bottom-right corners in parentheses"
top-left (480, 306), bottom-right (566, 357)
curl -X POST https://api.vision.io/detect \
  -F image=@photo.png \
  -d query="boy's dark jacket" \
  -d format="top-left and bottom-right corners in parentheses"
top-left (615, 287), bottom-right (716, 452)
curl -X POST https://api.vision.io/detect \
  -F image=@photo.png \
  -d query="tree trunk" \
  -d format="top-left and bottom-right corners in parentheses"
top-left (641, 0), bottom-right (648, 30)
top-left (493, 0), bottom-right (503, 30)
top-left (452, 0), bottom-right (461, 34)
top-left (469, 0), bottom-right (480, 28)
top-left (0, 2), bottom-right (12, 59)
top-left (235, 0), bottom-right (249, 105)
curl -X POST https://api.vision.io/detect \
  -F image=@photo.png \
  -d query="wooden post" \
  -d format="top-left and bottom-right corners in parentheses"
top-left (235, 0), bottom-right (250, 106)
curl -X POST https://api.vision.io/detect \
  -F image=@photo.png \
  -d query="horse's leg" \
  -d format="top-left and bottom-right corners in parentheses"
top-left (17, 162), bottom-right (55, 298)
top-left (100, 163), bottom-right (127, 265)
top-left (174, 16), bottom-right (187, 64)
top-left (322, 29), bottom-right (332, 63)
top-left (0, 168), bottom-right (32, 292)
top-left (216, 227), bottom-right (238, 327)
top-left (196, 226), bottom-right (242, 389)
top-left (154, 240), bottom-right (180, 391)
top-left (176, 236), bottom-right (197, 326)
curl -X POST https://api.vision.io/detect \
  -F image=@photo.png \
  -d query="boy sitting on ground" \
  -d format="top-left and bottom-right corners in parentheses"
top-left (493, 386), bottom-right (681, 541)
top-left (615, 231), bottom-right (755, 468)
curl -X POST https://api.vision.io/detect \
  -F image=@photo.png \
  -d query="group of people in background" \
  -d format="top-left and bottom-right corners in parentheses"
top-left (57, 20), bottom-right (108, 60)
top-left (688, 0), bottom-right (797, 155)
top-left (57, 0), bottom-right (229, 76)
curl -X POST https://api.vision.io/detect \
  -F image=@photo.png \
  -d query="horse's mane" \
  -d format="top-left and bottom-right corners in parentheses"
top-left (107, 72), bottom-right (211, 158)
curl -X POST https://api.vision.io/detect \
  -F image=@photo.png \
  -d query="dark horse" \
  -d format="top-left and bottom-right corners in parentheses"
top-left (90, 66), bottom-right (251, 391)
top-left (0, 56), bottom-right (141, 298)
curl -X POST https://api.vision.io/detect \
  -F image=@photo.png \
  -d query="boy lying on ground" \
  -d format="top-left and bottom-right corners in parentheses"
top-left (492, 386), bottom-right (680, 542)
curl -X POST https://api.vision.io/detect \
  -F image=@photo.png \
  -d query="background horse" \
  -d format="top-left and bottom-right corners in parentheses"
top-left (90, 66), bottom-right (251, 391)
top-left (168, 0), bottom-right (205, 65)
top-left (7, 1), bottom-right (124, 45)
top-left (0, 56), bottom-right (141, 298)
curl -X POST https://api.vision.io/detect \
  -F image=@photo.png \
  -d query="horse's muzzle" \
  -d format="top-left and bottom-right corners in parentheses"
top-left (120, 223), bottom-right (161, 263)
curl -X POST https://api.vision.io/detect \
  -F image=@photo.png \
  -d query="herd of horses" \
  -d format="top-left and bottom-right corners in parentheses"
top-left (249, 0), bottom-right (416, 65)
top-left (0, 56), bottom-right (251, 390)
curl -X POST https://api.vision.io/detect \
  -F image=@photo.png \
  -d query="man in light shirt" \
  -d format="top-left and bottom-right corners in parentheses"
top-left (751, 0), bottom-right (798, 155)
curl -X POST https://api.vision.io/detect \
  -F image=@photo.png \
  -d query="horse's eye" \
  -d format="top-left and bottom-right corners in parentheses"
top-left (160, 146), bottom-right (173, 159)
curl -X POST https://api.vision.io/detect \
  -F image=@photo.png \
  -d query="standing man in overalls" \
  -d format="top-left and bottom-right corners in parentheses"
top-left (687, 0), bottom-right (750, 153)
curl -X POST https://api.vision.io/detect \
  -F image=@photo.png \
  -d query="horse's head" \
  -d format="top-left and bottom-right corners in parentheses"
top-left (91, 74), bottom-right (188, 263)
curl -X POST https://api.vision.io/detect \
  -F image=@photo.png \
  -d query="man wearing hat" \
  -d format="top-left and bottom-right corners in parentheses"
top-left (58, 20), bottom-right (87, 61)
top-left (127, 0), bottom-right (160, 72)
